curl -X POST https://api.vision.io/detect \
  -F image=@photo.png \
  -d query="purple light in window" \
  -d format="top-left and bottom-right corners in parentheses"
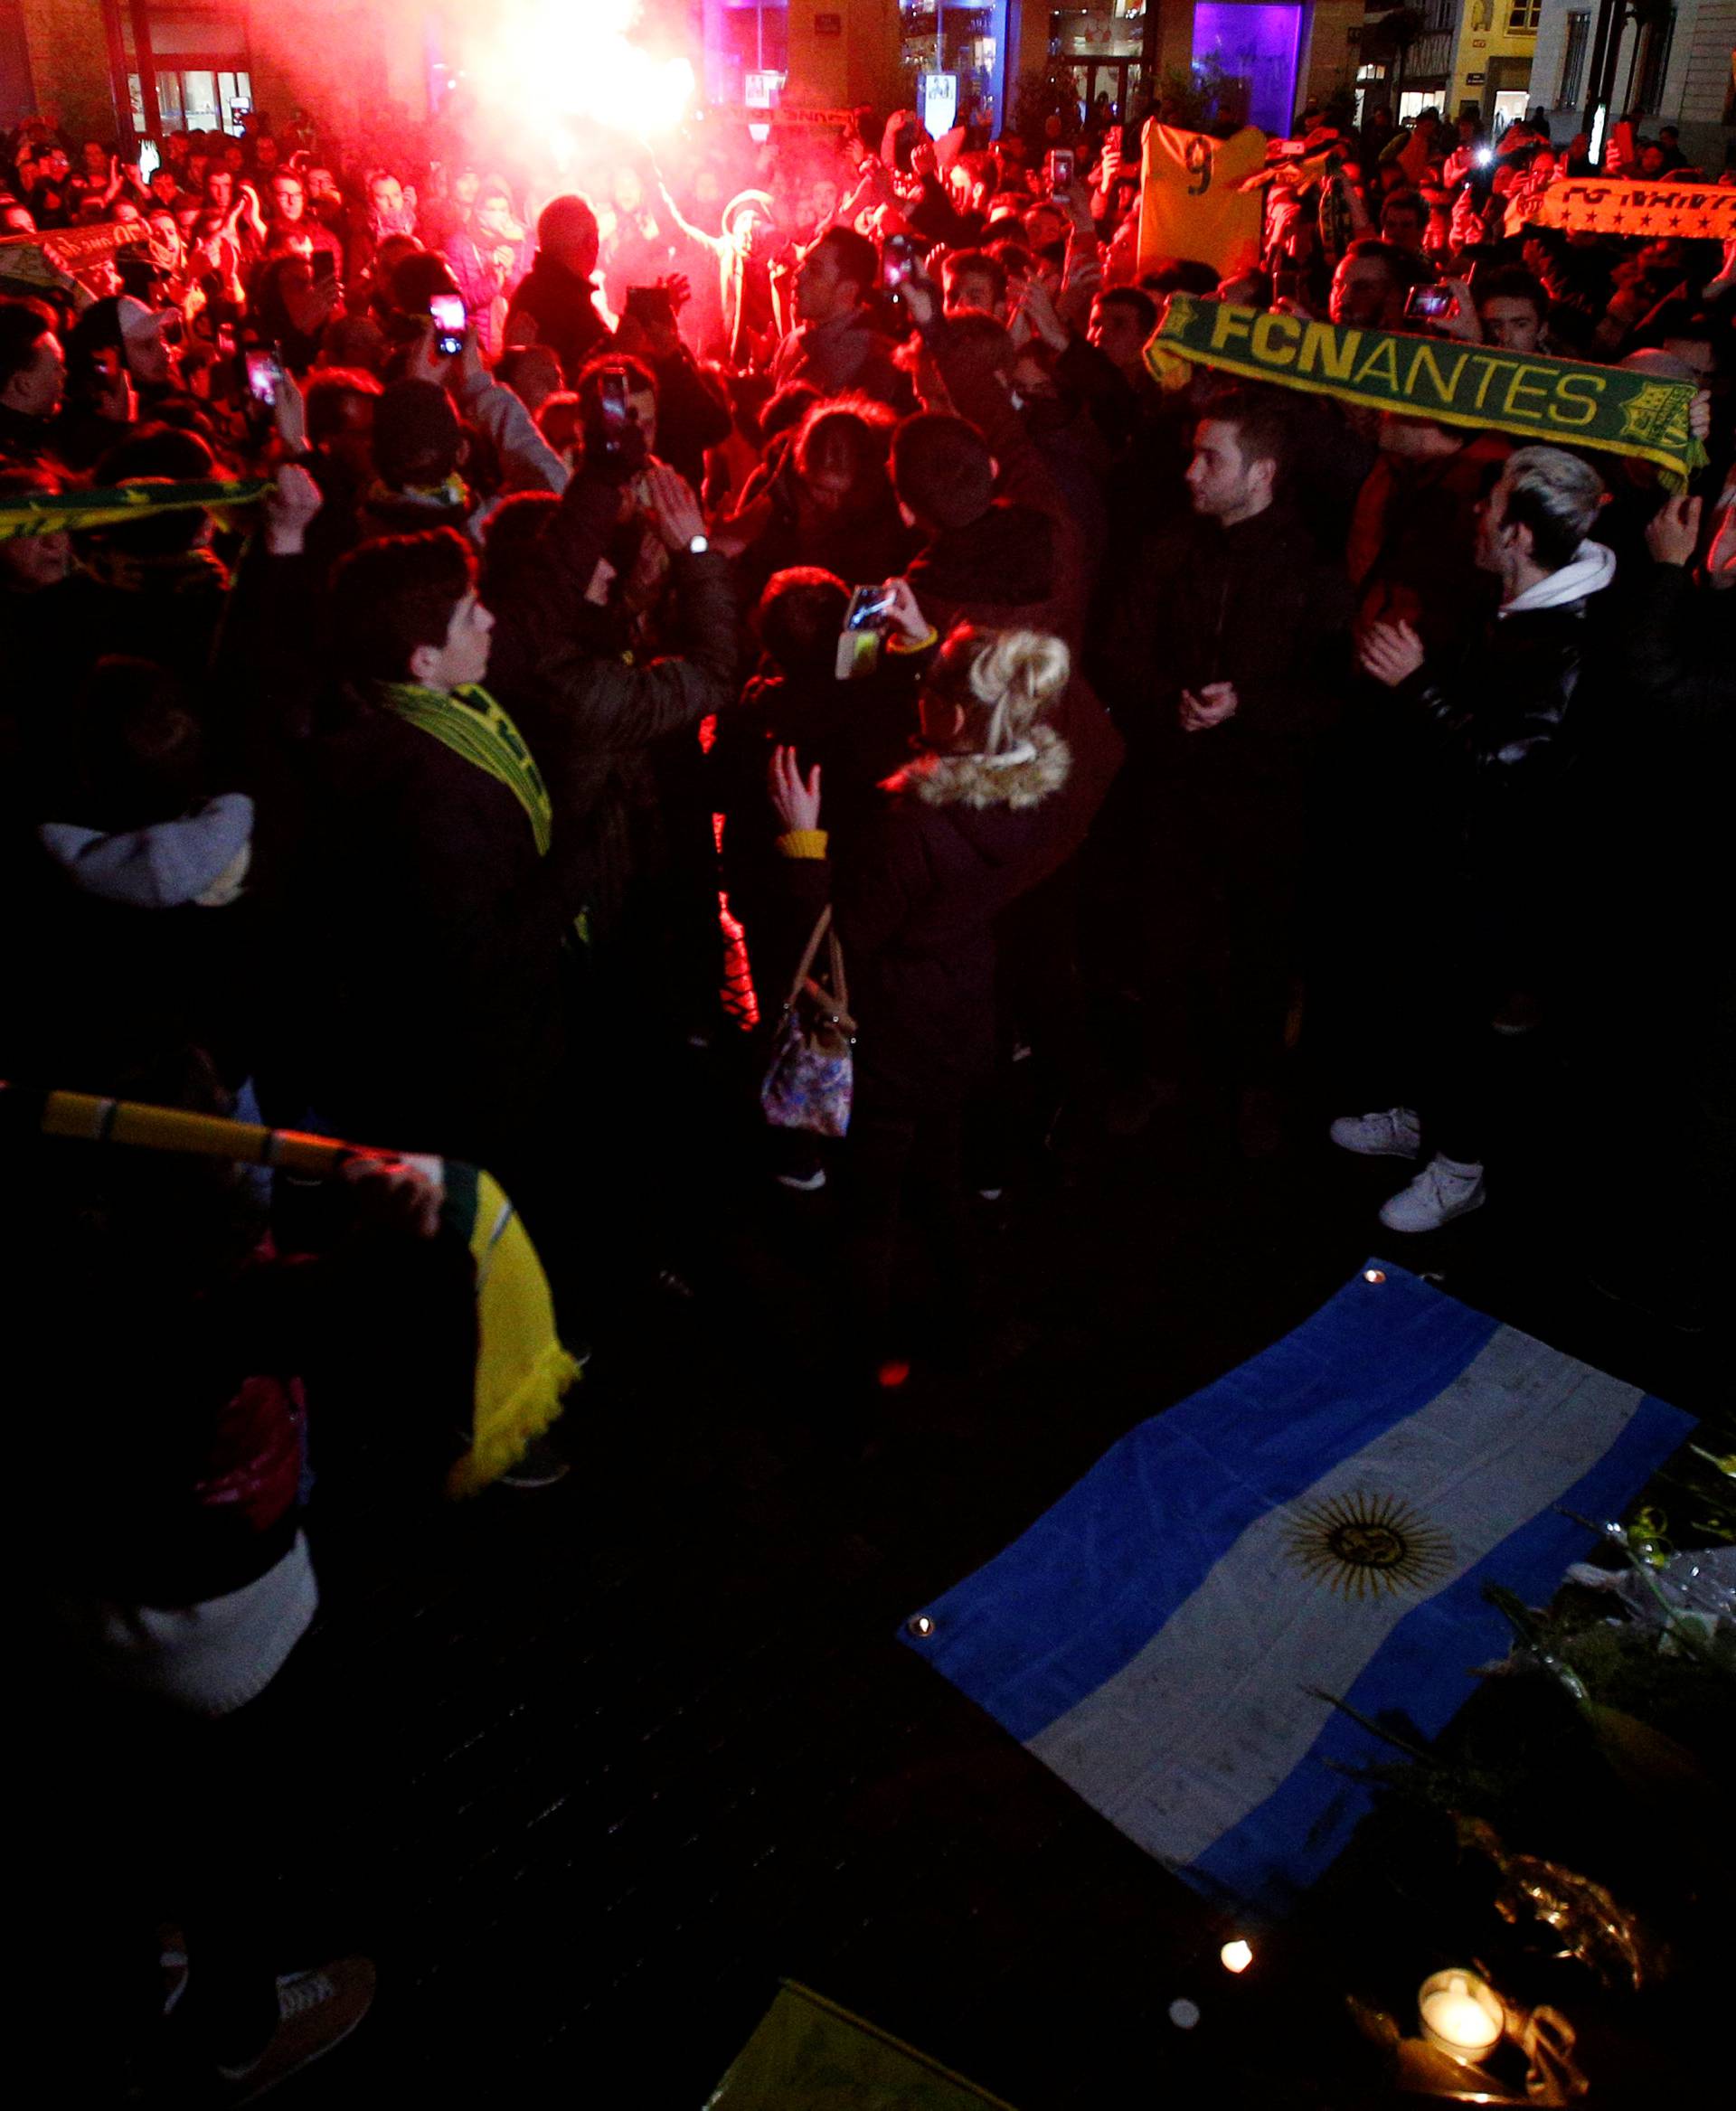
top-left (1192, 3), bottom-right (1304, 137)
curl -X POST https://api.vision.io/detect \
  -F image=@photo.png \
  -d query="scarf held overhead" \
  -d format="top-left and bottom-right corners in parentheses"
top-left (0, 478), bottom-right (270, 542)
top-left (0, 218), bottom-right (150, 297)
top-left (1146, 293), bottom-right (1704, 485)
top-left (1514, 179), bottom-right (1736, 240)
top-left (377, 683), bottom-right (552, 855)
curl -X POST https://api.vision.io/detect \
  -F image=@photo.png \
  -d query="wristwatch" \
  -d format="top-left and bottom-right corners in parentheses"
top-left (686, 532), bottom-right (709, 555)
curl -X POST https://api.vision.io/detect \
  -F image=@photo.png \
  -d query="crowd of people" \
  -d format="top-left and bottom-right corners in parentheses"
top-left (5, 83), bottom-right (1731, 2101)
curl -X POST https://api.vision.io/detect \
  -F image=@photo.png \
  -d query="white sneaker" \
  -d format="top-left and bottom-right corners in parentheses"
top-left (1379, 1154), bottom-right (1486, 1233)
top-left (1329, 1107), bottom-right (1422, 1159)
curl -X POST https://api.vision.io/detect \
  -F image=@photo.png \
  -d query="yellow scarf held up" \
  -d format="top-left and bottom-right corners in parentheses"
top-left (23, 1090), bottom-right (580, 1498)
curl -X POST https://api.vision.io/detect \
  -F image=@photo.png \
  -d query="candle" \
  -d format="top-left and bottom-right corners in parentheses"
top-left (1220, 1939), bottom-right (1254, 1974)
top-left (1418, 1969), bottom-right (1504, 2061)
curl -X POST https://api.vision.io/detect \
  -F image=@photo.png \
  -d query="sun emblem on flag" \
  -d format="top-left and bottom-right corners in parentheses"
top-left (1283, 1491), bottom-right (1454, 1601)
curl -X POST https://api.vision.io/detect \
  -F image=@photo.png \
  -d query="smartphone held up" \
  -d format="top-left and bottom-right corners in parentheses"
top-left (429, 292), bottom-right (467, 356)
top-left (835, 584), bottom-right (898, 680)
top-left (1404, 283), bottom-right (1458, 324)
top-left (244, 347), bottom-right (283, 407)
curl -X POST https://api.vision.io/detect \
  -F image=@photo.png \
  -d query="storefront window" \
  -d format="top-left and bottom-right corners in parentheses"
top-left (119, 4), bottom-right (252, 137)
top-left (130, 66), bottom-right (252, 135)
top-left (901, 2), bottom-right (1005, 133)
top-left (1191, 4), bottom-right (1303, 137)
top-left (1052, 5), bottom-right (1146, 125)
top-left (703, 0), bottom-right (788, 108)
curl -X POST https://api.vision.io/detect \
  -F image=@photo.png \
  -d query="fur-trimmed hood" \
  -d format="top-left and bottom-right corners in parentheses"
top-left (890, 722), bottom-right (1071, 812)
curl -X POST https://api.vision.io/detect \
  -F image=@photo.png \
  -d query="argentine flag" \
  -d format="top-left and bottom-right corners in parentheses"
top-left (901, 1263), bottom-right (1691, 1911)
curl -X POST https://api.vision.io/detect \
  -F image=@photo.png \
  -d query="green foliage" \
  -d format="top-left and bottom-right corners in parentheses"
top-left (1331, 1576), bottom-right (1735, 1852)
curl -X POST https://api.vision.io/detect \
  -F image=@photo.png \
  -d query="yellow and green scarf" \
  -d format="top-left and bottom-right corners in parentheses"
top-left (0, 477), bottom-right (269, 543)
top-left (24, 1089), bottom-right (581, 1499)
top-left (1146, 292), bottom-right (1705, 488)
top-left (378, 682), bottom-right (552, 856)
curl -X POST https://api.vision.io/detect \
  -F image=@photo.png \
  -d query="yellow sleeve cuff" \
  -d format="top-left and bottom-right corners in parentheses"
top-left (777, 829), bottom-right (829, 859)
top-left (888, 627), bottom-right (938, 655)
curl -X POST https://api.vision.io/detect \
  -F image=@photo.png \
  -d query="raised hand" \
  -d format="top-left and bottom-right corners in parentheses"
top-left (407, 316), bottom-right (452, 385)
top-left (882, 576), bottom-right (930, 642)
top-left (272, 365), bottom-right (307, 454)
top-left (337, 1153), bottom-right (444, 1240)
top-left (1014, 273), bottom-right (1069, 352)
top-left (1644, 492), bottom-right (1701, 567)
top-left (643, 458), bottom-right (706, 551)
top-left (769, 743), bottom-right (823, 833)
top-left (264, 460), bottom-right (323, 553)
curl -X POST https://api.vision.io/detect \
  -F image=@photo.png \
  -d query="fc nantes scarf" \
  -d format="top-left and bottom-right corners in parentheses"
top-left (1147, 293), bottom-right (1704, 486)
top-left (378, 682), bottom-right (553, 856)
top-left (0, 218), bottom-right (150, 297)
top-left (0, 478), bottom-right (269, 542)
top-left (18, 1089), bottom-right (581, 1499)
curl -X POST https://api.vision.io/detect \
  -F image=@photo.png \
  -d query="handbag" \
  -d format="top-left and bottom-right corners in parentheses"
top-left (760, 905), bottom-right (856, 1137)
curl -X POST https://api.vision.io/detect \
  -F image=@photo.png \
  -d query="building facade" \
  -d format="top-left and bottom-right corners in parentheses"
top-left (2, 0), bottom-right (420, 140)
top-left (1532, 0), bottom-right (1735, 165)
top-left (1043, 3), bottom-right (1363, 136)
top-left (3, 0), bottom-right (1366, 144)
top-left (1445, 0), bottom-right (1544, 129)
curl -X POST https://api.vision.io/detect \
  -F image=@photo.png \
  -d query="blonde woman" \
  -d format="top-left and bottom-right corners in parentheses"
top-left (770, 591), bottom-right (1116, 1382)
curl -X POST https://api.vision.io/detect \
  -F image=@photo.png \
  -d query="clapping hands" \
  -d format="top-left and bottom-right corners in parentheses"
top-left (1358, 619), bottom-right (1427, 689)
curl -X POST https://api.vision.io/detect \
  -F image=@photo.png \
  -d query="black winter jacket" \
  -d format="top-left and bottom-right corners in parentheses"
top-left (1393, 541), bottom-right (1616, 884)
top-left (276, 685), bottom-right (579, 1163)
top-left (1105, 502), bottom-right (1354, 794)
top-left (505, 256), bottom-right (612, 382)
top-left (486, 470), bottom-right (739, 943)
top-left (780, 674), bottom-right (1121, 1111)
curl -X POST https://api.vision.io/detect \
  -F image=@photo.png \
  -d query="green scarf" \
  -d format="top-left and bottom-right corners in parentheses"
top-left (0, 477), bottom-right (269, 543)
top-left (378, 683), bottom-right (552, 856)
top-left (1146, 293), bottom-right (1705, 488)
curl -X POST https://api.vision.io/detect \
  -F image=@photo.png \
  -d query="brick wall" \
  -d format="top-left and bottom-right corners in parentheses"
top-left (17, 0), bottom-right (119, 138)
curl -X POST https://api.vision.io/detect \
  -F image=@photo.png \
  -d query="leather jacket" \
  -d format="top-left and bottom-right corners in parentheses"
top-left (1395, 542), bottom-right (1616, 875)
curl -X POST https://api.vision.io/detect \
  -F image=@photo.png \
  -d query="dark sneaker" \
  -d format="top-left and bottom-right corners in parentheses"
top-left (214, 1956), bottom-right (375, 2102)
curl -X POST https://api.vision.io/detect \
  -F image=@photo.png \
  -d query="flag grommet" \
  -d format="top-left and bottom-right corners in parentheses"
top-left (907, 1613), bottom-right (936, 1638)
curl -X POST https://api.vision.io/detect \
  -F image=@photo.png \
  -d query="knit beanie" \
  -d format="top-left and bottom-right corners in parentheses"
top-left (374, 379), bottom-right (462, 489)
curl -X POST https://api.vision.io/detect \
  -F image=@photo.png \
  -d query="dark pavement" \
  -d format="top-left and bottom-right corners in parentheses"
top-left (51, 1023), bottom-right (1715, 2107)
